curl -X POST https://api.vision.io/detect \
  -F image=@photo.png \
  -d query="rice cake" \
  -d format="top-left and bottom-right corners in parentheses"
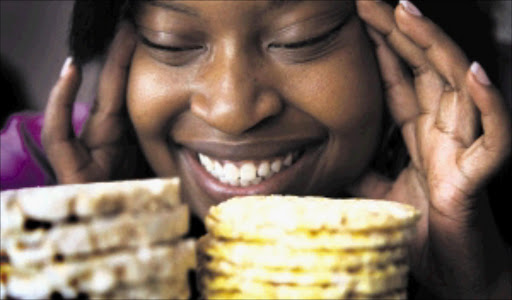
top-left (4, 239), bottom-right (195, 299)
top-left (199, 235), bottom-right (408, 270)
top-left (1, 178), bottom-right (181, 236)
top-left (200, 263), bottom-right (409, 295)
top-left (205, 289), bottom-right (407, 300)
top-left (202, 258), bottom-right (408, 285)
top-left (3, 205), bottom-right (189, 267)
top-left (199, 196), bottom-right (420, 299)
top-left (201, 227), bottom-right (415, 251)
top-left (206, 196), bottom-right (420, 240)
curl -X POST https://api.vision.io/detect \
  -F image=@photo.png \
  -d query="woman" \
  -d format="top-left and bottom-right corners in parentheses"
top-left (2, 1), bottom-right (511, 298)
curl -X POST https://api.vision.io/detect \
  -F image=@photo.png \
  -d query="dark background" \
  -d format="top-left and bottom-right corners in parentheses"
top-left (1, 0), bottom-right (101, 125)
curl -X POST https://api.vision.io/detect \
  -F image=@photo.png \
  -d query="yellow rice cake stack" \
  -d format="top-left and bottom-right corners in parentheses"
top-left (0, 178), bottom-right (196, 299)
top-left (199, 195), bottom-right (420, 299)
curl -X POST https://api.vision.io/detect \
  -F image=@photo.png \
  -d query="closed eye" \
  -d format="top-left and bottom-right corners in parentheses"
top-left (269, 20), bottom-right (345, 49)
top-left (139, 34), bottom-right (203, 52)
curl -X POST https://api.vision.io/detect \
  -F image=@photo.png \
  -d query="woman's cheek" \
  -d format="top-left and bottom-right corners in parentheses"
top-left (281, 61), bottom-right (382, 137)
top-left (127, 46), bottom-right (189, 136)
top-left (277, 29), bottom-right (383, 188)
top-left (277, 22), bottom-right (382, 135)
top-left (126, 46), bottom-right (190, 176)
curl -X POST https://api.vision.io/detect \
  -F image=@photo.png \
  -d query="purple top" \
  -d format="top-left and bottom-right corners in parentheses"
top-left (0, 102), bottom-right (90, 191)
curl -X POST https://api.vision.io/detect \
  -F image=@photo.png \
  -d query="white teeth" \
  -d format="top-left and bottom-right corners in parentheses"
top-left (283, 153), bottom-right (293, 166)
top-left (213, 161), bottom-right (223, 177)
top-left (198, 153), bottom-right (207, 164)
top-left (271, 160), bottom-right (282, 173)
top-left (224, 163), bottom-right (239, 182)
top-left (240, 163), bottom-right (257, 182)
top-left (197, 151), bottom-right (299, 187)
top-left (251, 177), bottom-right (262, 185)
top-left (257, 161), bottom-right (270, 177)
top-left (199, 154), bottom-right (214, 171)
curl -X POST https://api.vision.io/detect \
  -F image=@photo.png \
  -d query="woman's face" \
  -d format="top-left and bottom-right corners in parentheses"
top-left (127, 0), bottom-right (383, 218)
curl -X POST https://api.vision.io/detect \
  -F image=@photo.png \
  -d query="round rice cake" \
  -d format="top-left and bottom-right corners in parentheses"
top-left (202, 259), bottom-right (409, 285)
top-left (204, 289), bottom-right (407, 300)
top-left (201, 226), bottom-right (415, 250)
top-left (199, 235), bottom-right (408, 270)
top-left (206, 196), bottom-right (420, 240)
top-left (200, 263), bottom-right (409, 295)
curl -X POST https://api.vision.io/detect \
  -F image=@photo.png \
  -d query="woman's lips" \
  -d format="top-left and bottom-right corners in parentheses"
top-left (180, 142), bottom-right (322, 204)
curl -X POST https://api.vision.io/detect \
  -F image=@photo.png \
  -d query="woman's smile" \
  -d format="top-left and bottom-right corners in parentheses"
top-left (172, 110), bottom-right (328, 203)
top-left (178, 142), bottom-right (324, 203)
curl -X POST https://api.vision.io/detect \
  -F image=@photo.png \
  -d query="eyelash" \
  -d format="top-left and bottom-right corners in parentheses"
top-left (139, 19), bottom-right (345, 53)
top-left (139, 35), bottom-right (203, 52)
top-left (269, 21), bottom-right (345, 49)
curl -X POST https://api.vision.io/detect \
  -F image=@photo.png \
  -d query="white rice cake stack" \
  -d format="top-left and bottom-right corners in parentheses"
top-left (0, 178), bottom-right (196, 299)
top-left (199, 195), bottom-right (420, 299)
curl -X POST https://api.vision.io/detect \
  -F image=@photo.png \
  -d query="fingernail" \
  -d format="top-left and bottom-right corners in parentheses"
top-left (470, 62), bottom-right (491, 86)
top-left (400, 0), bottom-right (422, 17)
top-left (60, 56), bottom-right (73, 77)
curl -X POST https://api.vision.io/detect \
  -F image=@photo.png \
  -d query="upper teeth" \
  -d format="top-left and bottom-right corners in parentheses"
top-left (198, 151), bottom-right (298, 187)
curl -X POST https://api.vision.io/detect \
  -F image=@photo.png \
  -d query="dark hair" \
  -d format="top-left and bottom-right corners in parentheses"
top-left (68, 0), bottom-right (131, 64)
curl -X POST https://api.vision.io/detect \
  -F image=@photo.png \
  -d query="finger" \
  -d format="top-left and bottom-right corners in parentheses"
top-left (81, 22), bottom-right (137, 148)
top-left (365, 26), bottom-right (421, 168)
top-left (394, 2), bottom-right (480, 146)
top-left (356, 1), bottom-right (429, 77)
top-left (356, 0), bottom-right (442, 114)
top-left (458, 62), bottom-right (512, 188)
top-left (97, 22), bottom-right (136, 114)
top-left (366, 26), bottom-right (419, 127)
top-left (42, 58), bottom-right (94, 182)
top-left (395, 1), bottom-right (470, 90)
top-left (42, 57), bottom-right (82, 149)
top-left (434, 89), bottom-right (480, 149)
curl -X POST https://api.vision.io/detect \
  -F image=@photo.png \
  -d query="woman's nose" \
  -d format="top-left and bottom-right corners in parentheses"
top-left (190, 44), bottom-right (282, 135)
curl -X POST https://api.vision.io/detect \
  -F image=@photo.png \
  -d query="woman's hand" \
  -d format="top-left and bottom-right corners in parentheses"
top-left (42, 23), bottom-right (143, 183)
top-left (352, 1), bottom-right (511, 298)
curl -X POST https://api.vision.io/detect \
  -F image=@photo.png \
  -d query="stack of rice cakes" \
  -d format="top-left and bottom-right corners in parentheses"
top-left (0, 178), bottom-right (196, 299)
top-left (199, 195), bottom-right (420, 299)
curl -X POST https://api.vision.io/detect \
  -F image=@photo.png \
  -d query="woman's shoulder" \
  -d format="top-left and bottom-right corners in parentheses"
top-left (0, 102), bottom-right (90, 191)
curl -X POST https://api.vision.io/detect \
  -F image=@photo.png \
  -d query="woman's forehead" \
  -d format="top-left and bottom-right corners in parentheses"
top-left (138, 0), bottom-right (354, 18)
top-left (136, 0), bottom-right (354, 29)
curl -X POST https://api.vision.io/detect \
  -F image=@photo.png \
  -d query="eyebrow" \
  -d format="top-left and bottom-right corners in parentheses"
top-left (148, 0), bottom-right (304, 17)
top-left (266, 0), bottom-right (304, 11)
top-left (148, 1), bottom-right (200, 17)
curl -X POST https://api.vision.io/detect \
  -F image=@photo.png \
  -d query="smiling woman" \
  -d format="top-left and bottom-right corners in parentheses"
top-left (125, 0), bottom-right (383, 216)
top-left (1, 0), bottom-right (511, 299)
